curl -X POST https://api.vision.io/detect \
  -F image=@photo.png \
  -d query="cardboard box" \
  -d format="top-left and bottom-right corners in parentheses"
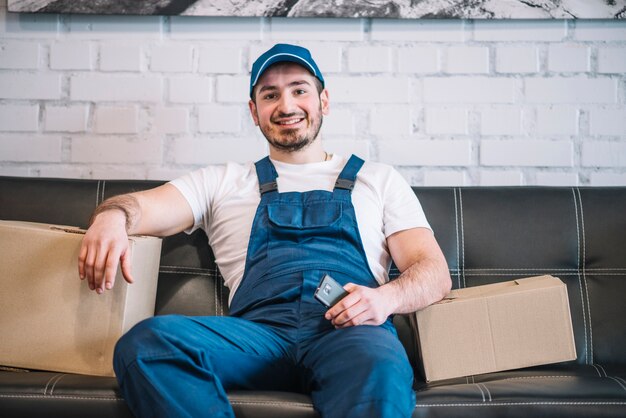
top-left (0, 220), bottom-right (161, 377)
top-left (411, 275), bottom-right (577, 382)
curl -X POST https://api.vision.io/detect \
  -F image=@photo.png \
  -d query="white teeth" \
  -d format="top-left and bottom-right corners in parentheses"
top-left (277, 118), bottom-right (303, 125)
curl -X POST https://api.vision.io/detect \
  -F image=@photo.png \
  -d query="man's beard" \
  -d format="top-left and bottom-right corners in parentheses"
top-left (260, 110), bottom-right (324, 153)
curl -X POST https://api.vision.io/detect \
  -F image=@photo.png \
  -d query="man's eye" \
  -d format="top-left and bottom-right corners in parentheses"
top-left (263, 94), bottom-right (276, 100)
top-left (295, 89), bottom-right (307, 95)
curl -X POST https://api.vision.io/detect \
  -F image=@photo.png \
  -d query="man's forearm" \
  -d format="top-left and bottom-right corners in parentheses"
top-left (380, 256), bottom-right (451, 314)
top-left (89, 194), bottom-right (141, 233)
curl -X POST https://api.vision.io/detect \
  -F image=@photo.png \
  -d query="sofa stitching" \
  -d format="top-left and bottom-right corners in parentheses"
top-left (459, 188), bottom-right (466, 288)
top-left (49, 374), bottom-right (66, 395)
top-left (214, 275), bottom-right (218, 316)
top-left (479, 383), bottom-right (492, 402)
top-left (228, 400), bottom-right (314, 409)
top-left (461, 273), bottom-right (626, 276)
top-left (0, 394), bottom-right (124, 401)
top-left (607, 377), bottom-right (626, 394)
top-left (576, 187), bottom-right (593, 365)
top-left (595, 363), bottom-right (608, 377)
top-left (591, 364), bottom-right (604, 377)
top-left (159, 265), bottom-right (213, 272)
top-left (43, 373), bottom-right (63, 395)
top-left (572, 188), bottom-right (589, 365)
top-left (453, 188), bottom-right (461, 289)
top-left (413, 402), bottom-right (626, 408)
top-left (499, 375), bottom-right (578, 381)
top-left (159, 270), bottom-right (215, 277)
top-left (100, 180), bottom-right (106, 205)
top-left (450, 268), bottom-right (626, 271)
top-left (475, 383), bottom-right (486, 402)
top-left (615, 377), bottom-right (626, 387)
top-left (220, 279), bottom-right (224, 316)
top-left (95, 180), bottom-right (101, 209)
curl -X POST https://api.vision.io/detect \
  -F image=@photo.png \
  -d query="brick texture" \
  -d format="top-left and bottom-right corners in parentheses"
top-left (0, 16), bottom-right (623, 186)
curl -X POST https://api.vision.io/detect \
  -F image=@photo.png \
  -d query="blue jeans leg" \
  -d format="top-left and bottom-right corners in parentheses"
top-left (113, 315), bottom-right (296, 418)
top-left (302, 325), bottom-right (416, 418)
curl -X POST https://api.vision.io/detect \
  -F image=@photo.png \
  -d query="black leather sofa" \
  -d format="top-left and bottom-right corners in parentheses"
top-left (1, 176), bottom-right (625, 418)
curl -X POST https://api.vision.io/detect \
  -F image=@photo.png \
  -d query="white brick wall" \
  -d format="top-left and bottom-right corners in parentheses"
top-left (398, 46), bottom-right (439, 74)
top-left (153, 106), bottom-right (189, 134)
top-left (44, 105), bottom-right (89, 133)
top-left (94, 106), bottom-right (138, 134)
top-left (495, 46), bottom-right (539, 74)
top-left (547, 44), bottom-right (590, 73)
top-left (445, 46), bottom-right (489, 74)
top-left (71, 74), bottom-right (163, 101)
top-left (50, 42), bottom-right (94, 70)
top-left (0, 73), bottom-right (61, 100)
top-left (0, 104), bottom-right (39, 132)
top-left (71, 136), bottom-right (162, 164)
top-left (525, 77), bottom-right (616, 104)
top-left (589, 108), bottom-right (626, 136)
top-left (479, 170), bottom-right (523, 186)
top-left (198, 104), bottom-right (242, 133)
top-left (535, 106), bottom-right (579, 135)
top-left (0, 41), bottom-right (40, 69)
top-left (582, 141), bottom-right (626, 167)
top-left (0, 135), bottom-right (62, 162)
top-left (347, 46), bottom-right (392, 73)
top-left (473, 20), bottom-right (566, 41)
top-left (0, 6), bottom-right (624, 186)
top-left (370, 105), bottom-right (412, 136)
top-left (424, 77), bottom-right (517, 103)
top-left (480, 107), bottom-right (522, 136)
top-left (169, 76), bottom-right (212, 103)
top-left (481, 140), bottom-right (573, 167)
top-left (198, 45), bottom-right (243, 74)
top-left (150, 44), bottom-right (193, 72)
top-left (379, 140), bottom-right (472, 166)
top-left (100, 43), bottom-right (143, 71)
top-left (425, 108), bottom-right (468, 135)
top-left (597, 47), bottom-right (626, 74)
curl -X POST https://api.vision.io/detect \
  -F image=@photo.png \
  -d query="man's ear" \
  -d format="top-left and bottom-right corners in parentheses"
top-left (320, 89), bottom-right (330, 116)
top-left (248, 99), bottom-right (259, 126)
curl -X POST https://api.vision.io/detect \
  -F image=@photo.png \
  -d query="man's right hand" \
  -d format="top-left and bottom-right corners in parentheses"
top-left (77, 183), bottom-right (195, 294)
top-left (78, 209), bottom-right (134, 294)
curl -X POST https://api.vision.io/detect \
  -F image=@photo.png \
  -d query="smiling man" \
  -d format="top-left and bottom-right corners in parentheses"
top-left (79, 44), bottom-right (451, 418)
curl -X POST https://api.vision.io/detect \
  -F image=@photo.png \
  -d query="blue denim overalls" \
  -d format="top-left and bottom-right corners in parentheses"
top-left (114, 155), bottom-right (415, 418)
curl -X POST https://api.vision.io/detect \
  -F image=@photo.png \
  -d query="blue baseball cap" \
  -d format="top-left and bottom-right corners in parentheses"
top-left (249, 43), bottom-right (325, 98)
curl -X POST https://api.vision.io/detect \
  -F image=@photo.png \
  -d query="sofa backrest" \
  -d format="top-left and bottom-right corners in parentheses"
top-left (1, 176), bottom-right (625, 368)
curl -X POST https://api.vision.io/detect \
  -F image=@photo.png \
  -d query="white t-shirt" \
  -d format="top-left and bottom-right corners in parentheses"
top-left (170, 154), bottom-right (431, 304)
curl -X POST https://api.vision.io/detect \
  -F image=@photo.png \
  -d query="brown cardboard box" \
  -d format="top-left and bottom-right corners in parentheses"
top-left (0, 220), bottom-right (161, 377)
top-left (411, 275), bottom-right (577, 382)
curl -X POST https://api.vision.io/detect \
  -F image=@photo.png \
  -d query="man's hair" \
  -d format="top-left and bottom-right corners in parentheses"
top-left (251, 62), bottom-right (324, 104)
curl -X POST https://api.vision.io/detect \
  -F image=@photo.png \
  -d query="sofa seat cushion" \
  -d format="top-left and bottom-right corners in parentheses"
top-left (0, 370), bottom-right (131, 418)
top-left (412, 364), bottom-right (626, 417)
top-left (2, 363), bottom-right (625, 418)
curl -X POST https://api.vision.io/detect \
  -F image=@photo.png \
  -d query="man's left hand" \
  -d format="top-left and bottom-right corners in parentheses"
top-left (324, 283), bottom-right (395, 328)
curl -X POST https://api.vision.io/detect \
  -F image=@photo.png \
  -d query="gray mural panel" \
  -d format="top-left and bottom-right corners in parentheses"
top-left (8, 0), bottom-right (626, 18)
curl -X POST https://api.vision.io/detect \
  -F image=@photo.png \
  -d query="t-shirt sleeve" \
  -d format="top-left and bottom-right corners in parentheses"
top-left (168, 167), bottom-right (216, 234)
top-left (383, 168), bottom-right (432, 238)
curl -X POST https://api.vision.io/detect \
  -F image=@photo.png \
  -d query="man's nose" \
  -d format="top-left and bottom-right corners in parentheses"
top-left (277, 93), bottom-right (297, 114)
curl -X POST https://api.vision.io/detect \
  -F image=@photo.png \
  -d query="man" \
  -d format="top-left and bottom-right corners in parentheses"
top-left (79, 43), bottom-right (451, 418)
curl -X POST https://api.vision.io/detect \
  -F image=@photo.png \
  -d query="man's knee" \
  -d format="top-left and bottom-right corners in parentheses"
top-left (113, 315), bottom-right (184, 378)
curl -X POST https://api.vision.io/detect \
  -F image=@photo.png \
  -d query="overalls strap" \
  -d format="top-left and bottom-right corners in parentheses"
top-left (254, 156), bottom-right (279, 195)
top-left (334, 154), bottom-right (364, 192)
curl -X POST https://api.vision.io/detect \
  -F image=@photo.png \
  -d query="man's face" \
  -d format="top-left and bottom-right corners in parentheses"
top-left (249, 63), bottom-right (329, 153)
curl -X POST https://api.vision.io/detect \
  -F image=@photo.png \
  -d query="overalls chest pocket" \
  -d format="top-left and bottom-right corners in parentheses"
top-left (266, 201), bottom-right (344, 262)
top-left (267, 201), bottom-right (342, 230)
